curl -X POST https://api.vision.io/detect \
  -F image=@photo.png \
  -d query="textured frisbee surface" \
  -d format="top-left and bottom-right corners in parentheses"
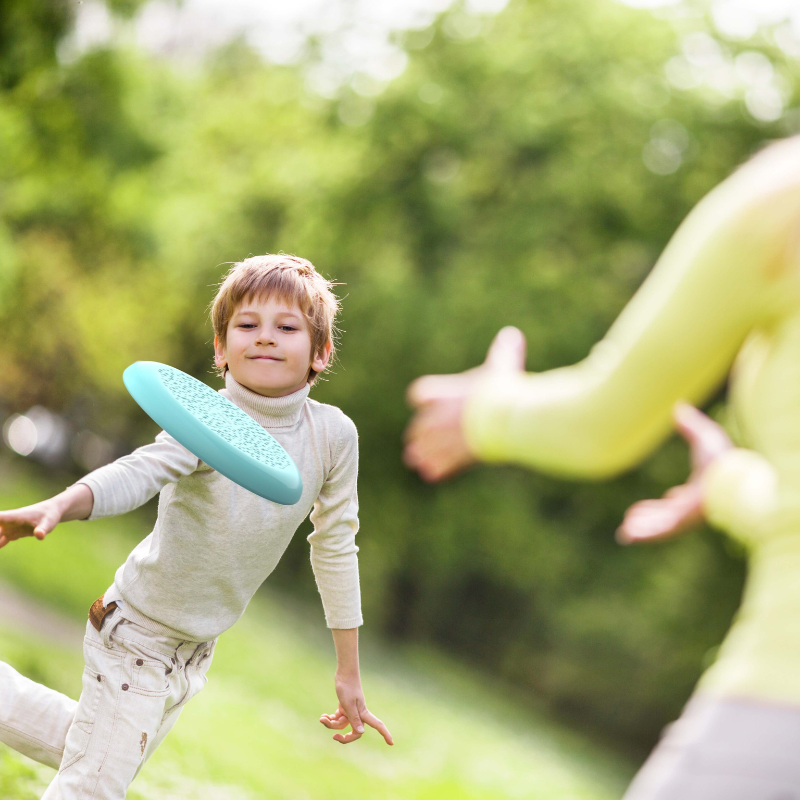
top-left (123, 361), bottom-right (303, 504)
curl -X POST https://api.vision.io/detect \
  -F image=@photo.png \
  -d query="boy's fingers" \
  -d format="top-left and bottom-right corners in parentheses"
top-left (332, 729), bottom-right (362, 744)
top-left (345, 704), bottom-right (364, 735)
top-left (319, 715), bottom-right (349, 730)
top-left (363, 710), bottom-right (394, 745)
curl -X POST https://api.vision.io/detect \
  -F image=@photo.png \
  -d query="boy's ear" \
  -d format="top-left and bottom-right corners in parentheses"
top-left (311, 339), bottom-right (333, 373)
top-left (213, 335), bottom-right (226, 369)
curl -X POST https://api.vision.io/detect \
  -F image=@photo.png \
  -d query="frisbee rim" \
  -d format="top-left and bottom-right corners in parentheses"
top-left (123, 361), bottom-right (303, 505)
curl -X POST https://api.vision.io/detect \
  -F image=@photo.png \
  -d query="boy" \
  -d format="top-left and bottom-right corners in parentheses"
top-left (0, 254), bottom-right (392, 799)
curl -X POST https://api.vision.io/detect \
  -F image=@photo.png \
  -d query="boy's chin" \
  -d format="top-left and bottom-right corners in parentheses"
top-left (233, 367), bottom-right (305, 396)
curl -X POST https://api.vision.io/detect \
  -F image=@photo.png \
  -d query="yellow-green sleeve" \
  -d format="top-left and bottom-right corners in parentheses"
top-left (701, 448), bottom-right (779, 546)
top-left (463, 140), bottom-right (800, 479)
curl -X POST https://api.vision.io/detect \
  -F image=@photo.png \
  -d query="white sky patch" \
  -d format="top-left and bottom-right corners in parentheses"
top-left (61, 0), bottom-right (510, 95)
top-left (60, 0), bottom-right (798, 111)
top-left (617, 0), bottom-right (800, 52)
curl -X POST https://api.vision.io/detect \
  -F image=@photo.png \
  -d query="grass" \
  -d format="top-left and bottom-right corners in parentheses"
top-left (0, 458), bottom-right (635, 798)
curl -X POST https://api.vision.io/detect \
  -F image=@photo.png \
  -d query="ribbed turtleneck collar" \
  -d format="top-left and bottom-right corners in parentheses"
top-left (223, 372), bottom-right (310, 429)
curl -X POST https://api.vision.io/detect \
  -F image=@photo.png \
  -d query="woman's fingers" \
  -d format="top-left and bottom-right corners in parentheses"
top-left (402, 401), bottom-right (475, 482)
top-left (616, 485), bottom-right (703, 544)
top-left (406, 373), bottom-right (472, 408)
top-left (673, 402), bottom-right (733, 471)
top-left (483, 326), bottom-right (527, 372)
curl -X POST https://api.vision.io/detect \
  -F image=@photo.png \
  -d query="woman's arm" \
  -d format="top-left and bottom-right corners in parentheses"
top-left (460, 139), bottom-right (800, 479)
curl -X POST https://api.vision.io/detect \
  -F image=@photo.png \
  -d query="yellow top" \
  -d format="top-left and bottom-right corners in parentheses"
top-left (463, 137), bottom-right (800, 704)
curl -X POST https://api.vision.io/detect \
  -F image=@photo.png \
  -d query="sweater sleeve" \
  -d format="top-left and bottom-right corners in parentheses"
top-left (701, 447), bottom-right (779, 546)
top-left (74, 430), bottom-right (199, 520)
top-left (462, 139), bottom-right (800, 479)
top-left (307, 412), bottom-right (362, 629)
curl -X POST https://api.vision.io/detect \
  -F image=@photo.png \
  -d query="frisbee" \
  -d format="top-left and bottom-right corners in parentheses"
top-left (122, 361), bottom-right (303, 505)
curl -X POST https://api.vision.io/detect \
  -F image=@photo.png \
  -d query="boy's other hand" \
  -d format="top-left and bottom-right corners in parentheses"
top-left (403, 326), bottom-right (527, 482)
top-left (0, 501), bottom-right (62, 549)
top-left (319, 678), bottom-right (393, 746)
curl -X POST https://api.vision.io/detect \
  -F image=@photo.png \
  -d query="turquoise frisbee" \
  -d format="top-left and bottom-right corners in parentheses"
top-left (122, 361), bottom-right (303, 505)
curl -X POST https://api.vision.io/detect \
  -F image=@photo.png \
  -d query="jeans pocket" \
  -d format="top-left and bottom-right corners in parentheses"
top-left (129, 657), bottom-right (171, 697)
top-left (59, 666), bottom-right (103, 772)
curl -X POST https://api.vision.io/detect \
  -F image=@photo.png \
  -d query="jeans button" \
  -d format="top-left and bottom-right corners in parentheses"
top-left (122, 684), bottom-right (129, 691)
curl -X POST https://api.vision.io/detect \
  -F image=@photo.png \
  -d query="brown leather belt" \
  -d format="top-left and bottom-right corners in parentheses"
top-left (89, 595), bottom-right (118, 632)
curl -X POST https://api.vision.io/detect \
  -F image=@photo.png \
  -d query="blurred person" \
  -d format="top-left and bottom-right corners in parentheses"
top-left (404, 137), bottom-right (800, 797)
top-left (0, 255), bottom-right (392, 800)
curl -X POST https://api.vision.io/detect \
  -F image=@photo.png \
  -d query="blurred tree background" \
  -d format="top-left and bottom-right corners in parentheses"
top-left (1, 0), bottom-right (799, 756)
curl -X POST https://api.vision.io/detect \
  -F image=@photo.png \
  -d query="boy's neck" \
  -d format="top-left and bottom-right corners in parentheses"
top-left (224, 372), bottom-right (310, 428)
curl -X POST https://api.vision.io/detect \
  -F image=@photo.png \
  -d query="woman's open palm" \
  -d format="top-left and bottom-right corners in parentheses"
top-left (616, 403), bottom-right (733, 544)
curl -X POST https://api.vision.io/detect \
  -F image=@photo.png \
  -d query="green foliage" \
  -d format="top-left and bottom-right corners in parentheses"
top-left (0, 0), bottom-right (72, 90)
top-left (0, 0), bottom-right (796, 751)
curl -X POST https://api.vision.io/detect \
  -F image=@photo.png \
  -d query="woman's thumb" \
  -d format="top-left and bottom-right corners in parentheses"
top-left (484, 327), bottom-right (526, 372)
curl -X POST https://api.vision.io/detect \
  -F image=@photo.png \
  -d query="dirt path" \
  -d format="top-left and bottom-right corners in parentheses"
top-left (0, 580), bottom-right (84, 649)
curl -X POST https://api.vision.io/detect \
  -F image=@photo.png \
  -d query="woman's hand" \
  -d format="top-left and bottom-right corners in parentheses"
top-left (319, 676), bottom-right (393, 746)
top-left (0, 500), bottom-right (62, 549)
top-left (616, 403), bottom-right (734, 544)
top-left (403, 326), bottom-right (527, 482)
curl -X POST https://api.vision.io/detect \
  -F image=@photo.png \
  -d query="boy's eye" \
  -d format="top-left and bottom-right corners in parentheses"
top-left (237, 323), bottom-right (296, 331)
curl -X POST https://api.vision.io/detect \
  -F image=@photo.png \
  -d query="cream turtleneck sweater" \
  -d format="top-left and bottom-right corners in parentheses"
top-left (75, 372), bottom-right (362, 641)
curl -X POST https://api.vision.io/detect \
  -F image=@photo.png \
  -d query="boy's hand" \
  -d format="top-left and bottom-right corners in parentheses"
top-left (319, 677), bottom-right (393, 746)
top-left (0, 500), bottom-right (62, 549)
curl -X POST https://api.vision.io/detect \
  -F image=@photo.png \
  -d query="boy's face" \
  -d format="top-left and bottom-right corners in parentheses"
top-left (213, 295), bottom-right (331, 398)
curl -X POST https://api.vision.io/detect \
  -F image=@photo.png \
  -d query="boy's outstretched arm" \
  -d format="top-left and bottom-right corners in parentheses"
top-left (0, 483), bottom-right (94, 548)
top-left (319, 627), bottom-right (393, 745)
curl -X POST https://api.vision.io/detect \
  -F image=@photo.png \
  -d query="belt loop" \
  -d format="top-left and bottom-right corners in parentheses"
top-left (101, 607), bottom-right (122, 649)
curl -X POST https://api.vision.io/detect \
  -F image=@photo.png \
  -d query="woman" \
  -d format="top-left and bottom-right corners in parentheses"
top-left (404, 137), bottom-right (800, 797)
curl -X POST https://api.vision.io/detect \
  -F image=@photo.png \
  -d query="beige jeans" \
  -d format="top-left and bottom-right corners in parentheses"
top-left (0, 607), bottom-right (215, 799)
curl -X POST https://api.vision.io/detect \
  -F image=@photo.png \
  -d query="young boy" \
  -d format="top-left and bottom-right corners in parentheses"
top-left (0, 254), bottom-right (392, 799)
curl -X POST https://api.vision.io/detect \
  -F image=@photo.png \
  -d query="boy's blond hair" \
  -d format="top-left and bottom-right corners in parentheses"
top-left (209, 255), bottom-right (341, 386)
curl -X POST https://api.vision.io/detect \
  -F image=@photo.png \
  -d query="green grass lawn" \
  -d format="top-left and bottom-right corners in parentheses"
top-left (0, 459), bottom-right (635, 799)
